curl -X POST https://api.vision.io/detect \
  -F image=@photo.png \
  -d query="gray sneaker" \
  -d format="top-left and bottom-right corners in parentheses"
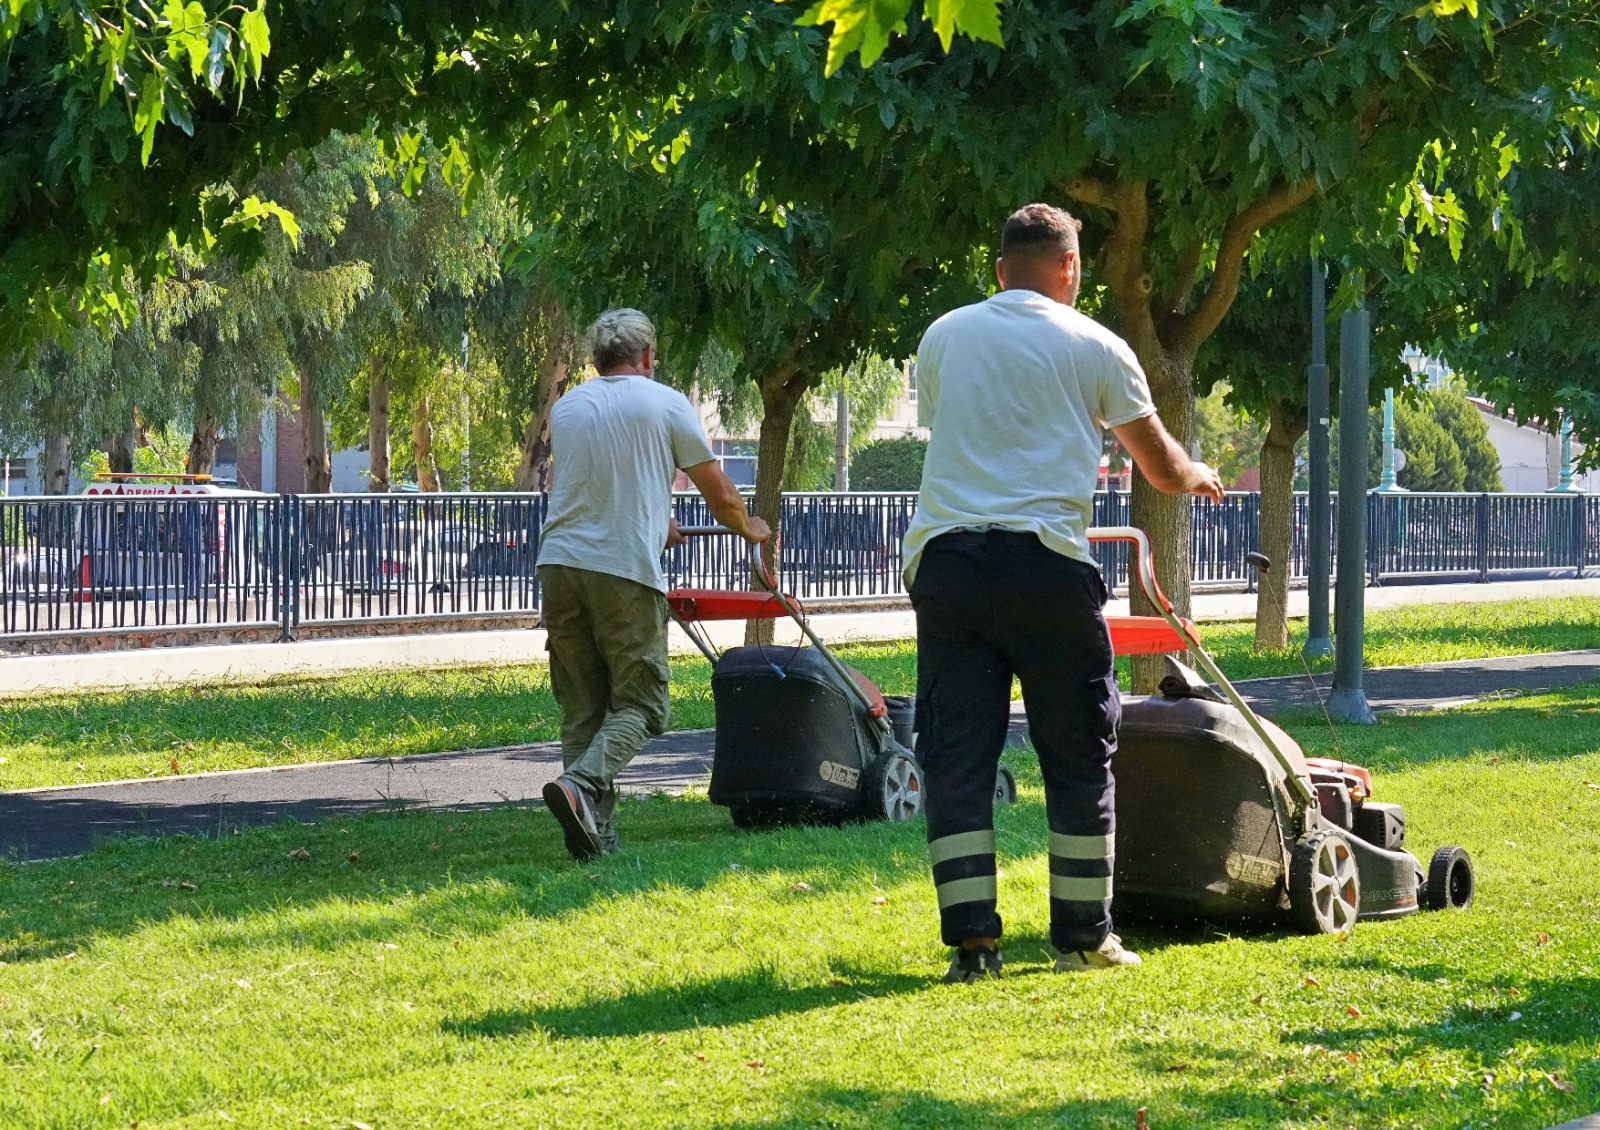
top-left (543, 775), bottom-right (604, 861)
top-left (1053, 933), bottom-right (1142, 972)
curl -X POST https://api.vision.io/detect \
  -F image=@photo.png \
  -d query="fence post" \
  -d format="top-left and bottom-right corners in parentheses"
top-left (278, 497), bottom-right (296, 643)
top-left (1574, 495), bottom-right (1587, 581)
top-left (1477, 493), bottom-right (1490, 583)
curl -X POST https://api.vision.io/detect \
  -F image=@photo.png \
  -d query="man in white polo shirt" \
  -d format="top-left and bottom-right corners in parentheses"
top-left (537, 308), bottom-right (768, 860)
top-left (905, 204), bottom-right (1224, 982)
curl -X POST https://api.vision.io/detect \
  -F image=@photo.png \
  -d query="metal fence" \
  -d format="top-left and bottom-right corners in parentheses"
top-left (2, 490), bottom-right (1595, 646)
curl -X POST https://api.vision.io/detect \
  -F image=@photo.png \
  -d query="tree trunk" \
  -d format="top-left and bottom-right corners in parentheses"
top-left (513, 309), bottom-right (575, 492)
top-left (43, 431), bottom-right (72, 494)
top-left (412, 395), bottom-right (441, 492)
top-left (106, 429), bottom-right (136, 475)
top-left (1253, 398), bottom-right (1308, 652)
top-left (744, 371), bottom-right (808, 646)
top-left (368, 366), bottom-right (391, 493)
top-left (1127, 353), bottom-right (1197, 691)
top-left (301, 384), bottom-right (332, 493)
top-left (186, 412), bottom-right (220, 477)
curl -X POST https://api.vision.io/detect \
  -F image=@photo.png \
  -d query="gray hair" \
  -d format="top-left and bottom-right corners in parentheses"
top-left (585, 308), bottom-right (657, 371)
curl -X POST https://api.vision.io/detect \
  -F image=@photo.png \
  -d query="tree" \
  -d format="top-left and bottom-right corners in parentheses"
top-left (1422, 382), bottom-right (1501, 492)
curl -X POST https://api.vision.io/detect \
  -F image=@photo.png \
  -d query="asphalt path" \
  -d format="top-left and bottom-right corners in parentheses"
top-left (4, 650), bottom-right (1595, 861)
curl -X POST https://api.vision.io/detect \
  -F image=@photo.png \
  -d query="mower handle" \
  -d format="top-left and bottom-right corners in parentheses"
top-left (674, 525), bottom-right (776, 592)
top-left (1088, 526), bottom-right (1317, 815)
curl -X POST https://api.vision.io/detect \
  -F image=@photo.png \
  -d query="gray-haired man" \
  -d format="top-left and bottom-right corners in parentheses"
top-left (537, 309), bottom-right (769, 860)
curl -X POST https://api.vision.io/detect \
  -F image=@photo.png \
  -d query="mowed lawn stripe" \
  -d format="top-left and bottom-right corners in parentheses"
top-left (0, 685), bottom-right (1596, 1127)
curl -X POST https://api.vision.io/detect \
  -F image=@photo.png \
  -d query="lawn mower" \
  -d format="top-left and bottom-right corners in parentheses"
top-left (1093, 525), bottom-right (1475, 934)
top-left (667, 527), bottom-right (1016, 828)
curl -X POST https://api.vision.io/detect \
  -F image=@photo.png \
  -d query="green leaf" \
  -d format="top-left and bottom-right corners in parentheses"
top-left (239, 3), bottom-right (270, 82)
top-left (133, 69), bottom-right (164, 165)
top-left (205, 25), bottom-right (229, 92)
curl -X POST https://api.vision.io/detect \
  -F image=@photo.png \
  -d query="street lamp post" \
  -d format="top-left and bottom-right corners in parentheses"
top-left (1303, 259), bottom-right (1334, 661)
top-left (1328, 300), bottom-right (1376, 724)
top-left (1548, 415), bottom-right (1584, 494)
top-left (1375, 387), bottom-right (1408, 494)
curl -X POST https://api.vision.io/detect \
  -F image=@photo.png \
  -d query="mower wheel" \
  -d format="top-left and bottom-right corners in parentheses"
top-left (1289, 829), bottom-right (1361, 935)
top-left (994, 765), bottom-right (1018, 806)
top-left (1424, 846), bottom-right (1475, 910)
top-left (863, 750), bottom-right (924, 822)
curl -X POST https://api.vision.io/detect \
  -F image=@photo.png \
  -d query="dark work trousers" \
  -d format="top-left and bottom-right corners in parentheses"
top-left (911, 530), bottom-right (1120, 953)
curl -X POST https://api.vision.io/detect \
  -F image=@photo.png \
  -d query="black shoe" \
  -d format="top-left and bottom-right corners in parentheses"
top-left (543, 775), bottom-right (604, 861)
top-left (943, 945), bottom-right (1003, 984)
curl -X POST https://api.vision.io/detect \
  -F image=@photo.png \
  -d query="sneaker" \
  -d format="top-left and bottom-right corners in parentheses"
top-left (1053, 933), bottom-right (1142, 972)
top-left (943, 945), bottom-right (1003, 984)
top-left (543, 775), bottom-right (604, 861)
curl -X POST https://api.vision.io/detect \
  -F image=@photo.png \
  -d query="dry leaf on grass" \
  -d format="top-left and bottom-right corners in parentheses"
top-left (346, 852), bottom-right (361, 865)
top-left (287, 847), bottom-right (311, 861)
top-left (233, 979), bottom-right (250, 990)
top-left (790, 882), bottom-right (813, 892)
top-left (351, 1122), bottom-right (375, 1130)
top-left (1535, 932), bottom-right (1552, 945)
top-left (745, 1060), bottom-right (765, 1070)
top-left (871, 896), bottom-right (888, 906)
top-left (1547, 1073), bottom-right (1575, 1094)
top-left (1346, 1005), bottom-right (1362, 1017)
top-left (1251, 994), bottom-right (1266, 1005)
top-left (179, 881), bottom-right (197, 891)
top-left (1302, 975), bottom-right (1320, 988)
top-left (1135, 1107), bottom-right (1150, 1130)
top-left (99, 1092), bottom-right (111, 1105)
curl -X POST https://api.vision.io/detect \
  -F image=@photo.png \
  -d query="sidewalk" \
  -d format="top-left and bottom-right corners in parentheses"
top-left (5, 649), bottom-right (1595, 862)
top-left (4, 576), bottom-right (1598, 698)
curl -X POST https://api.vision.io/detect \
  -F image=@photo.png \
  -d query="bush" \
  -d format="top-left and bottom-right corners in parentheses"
top-left (850, 436), bottom-right (926, 491)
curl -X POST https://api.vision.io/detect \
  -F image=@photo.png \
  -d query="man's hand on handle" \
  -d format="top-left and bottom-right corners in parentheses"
top-left (1111, 415), bottom-right (1226, 502)
top-left (682, 459), bottom-right (772, 546)
top-left (1188, 462), bottom-right (1225, 504)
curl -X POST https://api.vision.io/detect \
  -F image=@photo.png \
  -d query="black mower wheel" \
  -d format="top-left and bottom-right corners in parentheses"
top-left (863, 750), bottom-right (924, 822)
top-left (994, 765), bottom-right (1018, 806)
top-left (1425, 846), bottom-right (1475, 910)
top-left (1289, 829), bottom-right (1361, 935)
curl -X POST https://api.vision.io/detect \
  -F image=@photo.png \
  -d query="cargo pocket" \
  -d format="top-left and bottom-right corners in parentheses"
top-left (1086, 673), bottom-right (1120, 741)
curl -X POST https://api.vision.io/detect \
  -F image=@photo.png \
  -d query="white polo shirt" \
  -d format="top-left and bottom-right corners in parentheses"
top-left (537, 374), bottom-right (716, 593)
top-left (901, 289), bottom-right (1156, 587)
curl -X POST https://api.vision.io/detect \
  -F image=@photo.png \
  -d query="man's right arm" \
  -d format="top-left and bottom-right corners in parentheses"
top-left (1111, 415), bottom-right (1225, 503)
top-left (683, 460), bottom-right (771, 544)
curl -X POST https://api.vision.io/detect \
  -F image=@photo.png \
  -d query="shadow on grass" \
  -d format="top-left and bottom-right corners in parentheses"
top-left (451, 965), bottom-right (928, 1041)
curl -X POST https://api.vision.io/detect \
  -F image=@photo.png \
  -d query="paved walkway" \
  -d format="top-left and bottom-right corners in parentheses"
top-left (5, 576), bottom-right (1599, 698)
top-left (4, 649), bottom-right (1596, 862)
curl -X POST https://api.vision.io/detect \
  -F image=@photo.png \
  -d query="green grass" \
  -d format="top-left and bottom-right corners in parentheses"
top-left (2, 687), bottom-right (1598, 1128)
top-left (3, 596), bottom-right (1598, 791)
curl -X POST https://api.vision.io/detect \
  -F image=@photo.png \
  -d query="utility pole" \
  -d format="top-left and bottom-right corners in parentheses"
top-left (1328, 299), bottom-right (1375, 724)
top-left (461, 329), bottom-right (471, 493)
top-left (834, 388), bottom-right (850, 492)
top-left (1303, 259), bottom-right (1333, 660)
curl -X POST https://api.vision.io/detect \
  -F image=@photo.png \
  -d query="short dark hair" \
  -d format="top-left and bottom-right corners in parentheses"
top-left (1000, 203), bottom-right (1082, 259)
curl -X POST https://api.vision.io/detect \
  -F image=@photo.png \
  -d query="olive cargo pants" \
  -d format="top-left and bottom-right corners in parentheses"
top-left (538, 564), bottom-right (672, 832)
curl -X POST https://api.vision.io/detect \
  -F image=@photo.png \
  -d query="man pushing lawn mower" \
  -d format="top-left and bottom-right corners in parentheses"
top-left (537, 309), bottom-right (769, 861)
top-left (904, 204), bottom-right (1225, 982)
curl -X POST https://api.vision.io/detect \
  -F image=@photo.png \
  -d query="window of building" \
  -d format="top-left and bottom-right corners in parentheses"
top-left (711, 439), bottom-right (758, 488)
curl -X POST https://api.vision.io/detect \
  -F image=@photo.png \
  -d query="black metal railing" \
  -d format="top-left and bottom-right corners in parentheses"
top-left (1, 489), bottom-right (1593, 646)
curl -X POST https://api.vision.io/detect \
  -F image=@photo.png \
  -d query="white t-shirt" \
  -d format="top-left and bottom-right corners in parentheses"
top-left (536, 374), bottom-right (716, 592)
top-left (901, 289), bottom-right (1156, 587)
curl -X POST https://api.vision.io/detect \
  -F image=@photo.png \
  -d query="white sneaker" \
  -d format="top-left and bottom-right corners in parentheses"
top-left (1053, 933), bottom-right (1142, 972)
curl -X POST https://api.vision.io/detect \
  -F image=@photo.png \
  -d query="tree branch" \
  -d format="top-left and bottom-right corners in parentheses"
top-left (1175, 179), bottom-right (1318, 356)
top-left (1062, 175), bottom-right (1119, 213)
top-left (1166, 238), bottom-right (1205, 316)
